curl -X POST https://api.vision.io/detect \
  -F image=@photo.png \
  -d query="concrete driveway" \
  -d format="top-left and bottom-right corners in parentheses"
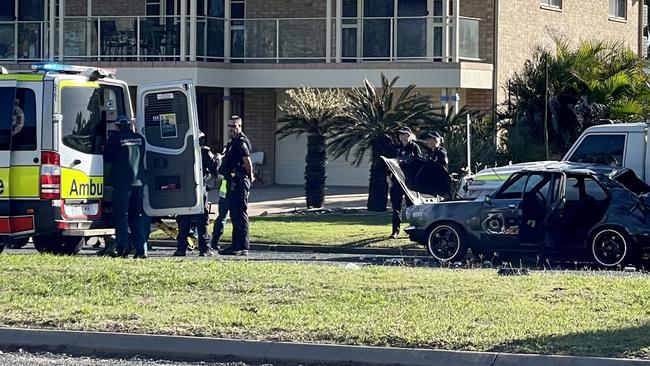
top-left (207, 185), bottom-right (369, 217)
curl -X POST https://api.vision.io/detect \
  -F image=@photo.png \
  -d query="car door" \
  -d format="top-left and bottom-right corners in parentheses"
top-left (137, 80), bottom-right (204, 217)
top-left (0, 80), bottom-right (16, 234)
top-left (479, 172), bottom-right (528, 251)
top-left (550, 174), bottom-right (610, 255)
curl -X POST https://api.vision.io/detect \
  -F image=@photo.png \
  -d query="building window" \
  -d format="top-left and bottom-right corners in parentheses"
top-left (609, 0), bottom-right (627, 19)
top-left (540, 0), bottom-right (561, 9)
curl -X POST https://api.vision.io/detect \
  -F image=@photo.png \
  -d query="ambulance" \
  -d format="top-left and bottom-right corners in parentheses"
top-left (0, 63), bottom-right (204, 254)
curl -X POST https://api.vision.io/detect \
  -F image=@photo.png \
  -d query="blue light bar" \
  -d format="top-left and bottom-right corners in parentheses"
top-left (30, 63), bottom-right (116, 78)
top-left (31, 62), bottom-right (89, 73)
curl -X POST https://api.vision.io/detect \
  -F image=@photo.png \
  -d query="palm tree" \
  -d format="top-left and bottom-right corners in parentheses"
top-left (276, 87), bottom-right (346, 208)
top-left (327, 74), bottom-right (437, 212)
top-left (423, 106), bottom-right (501, 174)
top-left (503, 37), bottom-right (650, 159)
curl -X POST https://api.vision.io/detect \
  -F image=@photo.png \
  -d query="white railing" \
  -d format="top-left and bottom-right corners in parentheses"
top-left (0, 15), bottom-right (481, 63)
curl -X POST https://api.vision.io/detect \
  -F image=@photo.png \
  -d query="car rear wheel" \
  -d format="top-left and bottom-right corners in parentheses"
top-left (427, 223), bottom-right (468, 262)
top-left (33, 234), bottom-right (85, 255)
top-left (0, 242), bottom-right (4, 254)
top-left (590, 228), bottom-right (634, 268)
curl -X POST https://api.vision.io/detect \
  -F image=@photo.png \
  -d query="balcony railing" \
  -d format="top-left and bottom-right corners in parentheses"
top-left (0, 15), bottom-right (481, 64)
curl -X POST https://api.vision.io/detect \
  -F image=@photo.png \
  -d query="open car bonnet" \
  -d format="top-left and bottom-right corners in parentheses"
top-left (381, 156), bottom-right (451, 205)
top-left (611, 168), bottom-right (650, 195)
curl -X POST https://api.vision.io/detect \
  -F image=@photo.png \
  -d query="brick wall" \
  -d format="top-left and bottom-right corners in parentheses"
top-left (497, 0), bottom-right (640, 102)
top-left (460, 0), bottom-right (495, 63)
top-left (245, 0), bottom-right (327, 61)
top-left (244, 89), bottom-right (277, 184)
top-left (246, 0), bottom-right (326, 18)
top-left (465, 89), bottom-right (493, 113)
top-left (65, 0), bottom-right (145, 16)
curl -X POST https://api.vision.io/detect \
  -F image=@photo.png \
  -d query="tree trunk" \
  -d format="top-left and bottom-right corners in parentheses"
top-left (305, 133), bottom-right (326, 208)
top-left (367, 143), bottom-right (389, 212)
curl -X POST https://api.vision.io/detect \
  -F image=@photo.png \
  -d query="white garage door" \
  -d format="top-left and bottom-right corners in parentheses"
top-left (275, 133), bottom-right (371, 186)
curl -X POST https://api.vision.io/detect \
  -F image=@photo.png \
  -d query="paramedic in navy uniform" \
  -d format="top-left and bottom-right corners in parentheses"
top-left (218, 115), bottom-right (254, 256)
top-left (104, 115), bottom-right (149, 259)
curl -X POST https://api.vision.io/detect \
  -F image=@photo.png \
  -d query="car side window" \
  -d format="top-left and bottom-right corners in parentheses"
top-left (584, 177), bottom-right (608, 201)
top-left (567, 134), bottom-right (625, 167)
top-left (495, 173), bottom-right (528, 199)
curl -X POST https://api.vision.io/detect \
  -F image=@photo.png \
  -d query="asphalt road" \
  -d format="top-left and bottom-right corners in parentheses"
top-left (0, 349), bottom-right (282, 366)
top-left (4, 244), bottom-right (434, 268)
top-left (4, 244), bottom-right (650, 274)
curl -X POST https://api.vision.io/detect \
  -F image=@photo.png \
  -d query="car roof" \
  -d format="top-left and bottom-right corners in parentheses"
top-left (517, 161), bottom-right (619, 176)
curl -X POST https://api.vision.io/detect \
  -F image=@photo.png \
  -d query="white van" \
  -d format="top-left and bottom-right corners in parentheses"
top-left (462, 122), bottom-right (650, 198)
top-left (0, 63), bottom-right (204, 254)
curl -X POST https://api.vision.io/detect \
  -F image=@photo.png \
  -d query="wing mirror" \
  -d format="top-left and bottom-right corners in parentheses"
top-left (484, 195), bottom-right (492, 205)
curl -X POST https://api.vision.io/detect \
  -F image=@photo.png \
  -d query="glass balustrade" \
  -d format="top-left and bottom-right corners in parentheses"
top-left (0, 15), bottom-right (480, 64)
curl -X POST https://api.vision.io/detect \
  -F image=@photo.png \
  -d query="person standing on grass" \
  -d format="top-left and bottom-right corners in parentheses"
top-left (174, 131), bottom-right (220, 257)
top-left (387, 127), bottom-right (422, 239)
top-left (216, 115), bottom-right (254, 256)
top-left (104, 115), bottom-right (149, 259)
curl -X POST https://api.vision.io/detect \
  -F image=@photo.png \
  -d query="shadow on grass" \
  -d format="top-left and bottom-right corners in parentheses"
top-left (488, 322), bottom-right (650, 359)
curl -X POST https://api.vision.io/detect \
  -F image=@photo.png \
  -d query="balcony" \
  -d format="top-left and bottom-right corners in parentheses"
top-left (0, 15), bottom-right (481, 64)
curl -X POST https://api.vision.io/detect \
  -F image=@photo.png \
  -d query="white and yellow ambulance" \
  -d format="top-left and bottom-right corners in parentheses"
top-left (0, 63), bottom-right (204, 254)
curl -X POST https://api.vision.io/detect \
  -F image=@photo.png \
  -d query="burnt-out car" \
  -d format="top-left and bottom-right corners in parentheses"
top-left (382, 158), bottom-right (650, 267)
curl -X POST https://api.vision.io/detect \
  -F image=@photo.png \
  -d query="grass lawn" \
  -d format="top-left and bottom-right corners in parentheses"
top-left (0, 255), bottom-right (649, 359)
top-left (151, 212), bottom-right (418, 249)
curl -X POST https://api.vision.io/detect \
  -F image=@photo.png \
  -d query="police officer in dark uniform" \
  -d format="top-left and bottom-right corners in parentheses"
top-left (104, 115), bottom-right (148, 258)
top-left (217, 115), bottom-right (254, 256)
top-left (388, 126), bottom-right (422, 239)
top-left (423, 130), bottom-right (453, 198)
top-left (173, 132), bottom-right (220, 257)
top-left (424, 131), bottom-right (448, 170)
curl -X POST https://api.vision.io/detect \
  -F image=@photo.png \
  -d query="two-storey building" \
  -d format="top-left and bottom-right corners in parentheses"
top-left (1, 0), bottom-right (644, 186)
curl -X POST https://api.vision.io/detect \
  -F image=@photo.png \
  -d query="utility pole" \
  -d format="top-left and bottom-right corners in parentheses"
top-left (544, 53), bottom-right (550, 160)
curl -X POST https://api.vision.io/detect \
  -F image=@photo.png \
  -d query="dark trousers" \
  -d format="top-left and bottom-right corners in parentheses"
top-left (390, 183), bottom-right (412, 234)
top-left (176, 212), bottom-right (210, 253)
top-left (228, 176), bottom-right (250, 250)
top-left (112, 185), bottom-right (148, 256)
top-left (211, 195), bottom-right (230, 246)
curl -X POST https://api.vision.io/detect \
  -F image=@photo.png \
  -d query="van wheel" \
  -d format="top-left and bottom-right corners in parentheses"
top-left (590, 227), bottom-right (636, 268)
top-left (33, 235), bottom-right (85, 255)
top-left (426, 223), bottom-right (468, 262)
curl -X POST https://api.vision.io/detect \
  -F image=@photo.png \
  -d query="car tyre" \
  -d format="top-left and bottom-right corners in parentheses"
top-left (0, 242), bottom-right (4, 254)
top-left (590, 227), bottom-right (636, 268)
top-left (427, 223), bottom-right (468, 262)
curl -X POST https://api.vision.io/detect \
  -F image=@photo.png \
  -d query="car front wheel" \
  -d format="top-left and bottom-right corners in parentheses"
top-left (591, 228), bottom-right (634, 268)
top-left (427, 223), bottom-right (468, 262)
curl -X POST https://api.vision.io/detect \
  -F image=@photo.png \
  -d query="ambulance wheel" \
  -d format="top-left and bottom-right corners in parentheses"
top-left (33, 234), bottom-right (85, 255)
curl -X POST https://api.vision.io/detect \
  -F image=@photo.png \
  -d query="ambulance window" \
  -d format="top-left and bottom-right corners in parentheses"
top-left (61, 86), bottom-right (104, 154)
top-left (11, 88), bottom-right (37, 151)
top-left (0, 87), bottom-right (15, 150)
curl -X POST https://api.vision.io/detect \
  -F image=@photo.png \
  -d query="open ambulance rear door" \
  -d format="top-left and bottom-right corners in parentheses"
top-left (137, 80), bottom-right (204, 217)
top-left (0, 80), bottom-right (16, 237)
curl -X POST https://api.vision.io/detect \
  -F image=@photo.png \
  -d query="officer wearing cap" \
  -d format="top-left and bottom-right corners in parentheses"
top-left (424, 131), bottom-right (448, 171)
top-left (388, 126), bottom-right (422, 239)
top-left (104, 115), bottom-right (149, 258)
top-left (216, 115), bottom-right (254, 256)
top-left (173, 131), bottom-right (220, 257)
